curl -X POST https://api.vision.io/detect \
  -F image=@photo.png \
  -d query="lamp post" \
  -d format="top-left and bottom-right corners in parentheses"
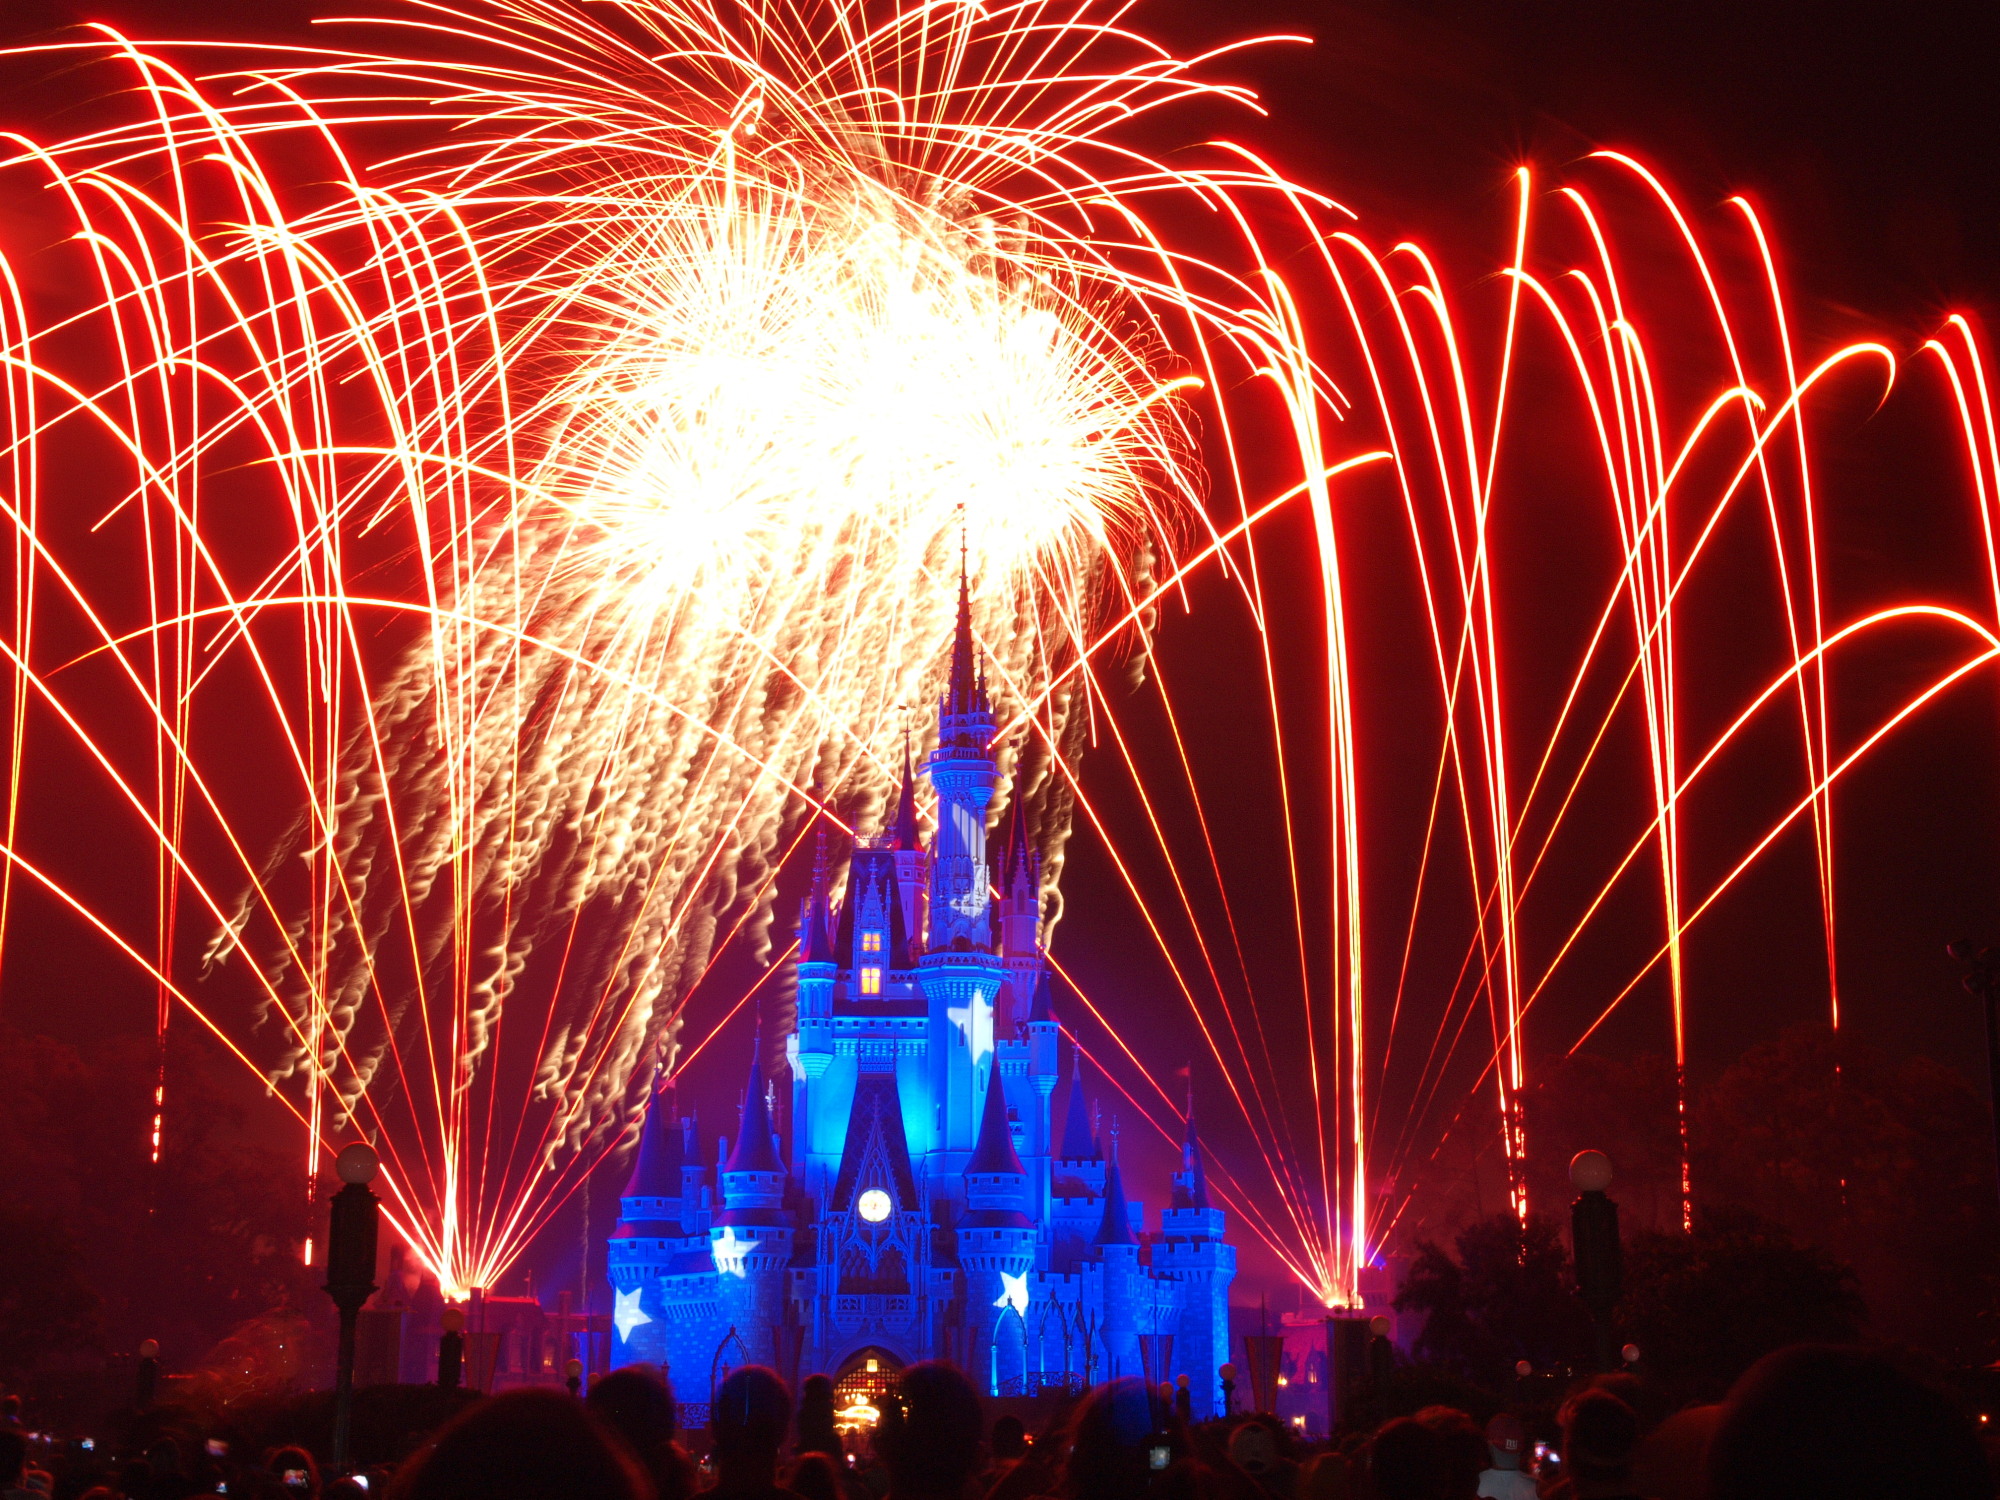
top-left (1218, 1362), bottom-right (1236, 1416)
top-left (323, 1142), bottom-right (381, 1473)
top-left (1947, 942), bottom-right (2000, 1215)
top-left (1568, 1149), bottom-right (1622, 1373)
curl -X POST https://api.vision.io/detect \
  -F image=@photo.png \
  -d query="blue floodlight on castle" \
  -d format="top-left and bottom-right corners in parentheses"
top-left (607, 564), bottom-right (1236, 1405)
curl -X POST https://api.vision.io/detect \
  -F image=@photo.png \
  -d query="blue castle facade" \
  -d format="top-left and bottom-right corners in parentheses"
top-left (606, 571), bottom-right (1235, 1410)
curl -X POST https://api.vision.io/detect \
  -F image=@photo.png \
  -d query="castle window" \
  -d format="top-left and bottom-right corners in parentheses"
top-left (860, 966), bottom-right (882, 996)
top-left (862, 930), bottom-right (883, 953)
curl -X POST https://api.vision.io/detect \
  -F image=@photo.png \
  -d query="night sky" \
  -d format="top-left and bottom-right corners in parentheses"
top-left (1, 0), bottom-right (1996, 1320)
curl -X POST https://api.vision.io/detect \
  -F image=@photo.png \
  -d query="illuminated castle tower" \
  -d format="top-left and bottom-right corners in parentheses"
top-left (608, 564), bottom-right (1236, 1412)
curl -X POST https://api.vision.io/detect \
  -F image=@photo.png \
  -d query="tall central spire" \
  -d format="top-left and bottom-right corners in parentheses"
top-left (925, 530), bottom-right (1000, 952)
top-left (946, 525), bottom-right (985, 719)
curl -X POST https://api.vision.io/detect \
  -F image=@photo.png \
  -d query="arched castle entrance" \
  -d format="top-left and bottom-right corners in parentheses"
top-left (831, 1346), bottom-right (903, 1429)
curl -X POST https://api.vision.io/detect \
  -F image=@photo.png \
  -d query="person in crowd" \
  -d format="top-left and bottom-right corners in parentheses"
top-left (0, 1431), bottom-right (32, 1500)
top-left (981, 1414), bottom-right (1053, 1500)
top-left (1226, 1418), bottom-right (1298, 1498)
top-left (384, 1387), bottom-right (651, 1500)
top-left (1545, 1390), bottom-right (1642, 1500)
top-left (1368, 1417), bottom-right (1445, 1500)
top-left (872, 1363), bottom-right (983, 1500)
top-left (1297, 1451), bottom-right (1350, 1500)
top-left (1628, 1403), bottom-right (1717, 1500)
top-left (782, 1453), bottom-right (844, 1500)
top-left (795, 1376), bottom-right (842, 1464)
top-left (1474, 1414), bottom-right (1534, 1500)
top-left (1041, 1377), bottom-right (1177, 1500)
top-left (1705, 1343), bottom-right (1989, 1500)
top-left (707, 1366), bottom-right (802, 1500)
top-left (586, 1364), bottom-right (696, 1500)
top-left (1413, 1408), bottom-right (1483, 1500)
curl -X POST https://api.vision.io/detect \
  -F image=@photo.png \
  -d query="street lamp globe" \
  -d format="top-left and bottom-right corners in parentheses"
top-left (1569, 1149), bottom-right (1613, 1193)
top-left (335, 1141), bottom-right (380, 1185)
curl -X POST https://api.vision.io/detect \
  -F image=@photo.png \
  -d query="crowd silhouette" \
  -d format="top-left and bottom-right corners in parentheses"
top-left (1, 1341), bottom-right (1993, 1500)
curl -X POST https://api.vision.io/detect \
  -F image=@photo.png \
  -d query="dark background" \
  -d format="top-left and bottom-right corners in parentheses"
top-left (2, 0), bottom-right (1998, 1358)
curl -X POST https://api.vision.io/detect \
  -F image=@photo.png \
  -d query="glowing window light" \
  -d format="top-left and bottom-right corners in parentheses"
top-left (862, 931), bottom-right (882, 953)
top-left (857, 1188), bottom-right (892, 1222)
top-left (860, 967), bottom-right (882, 995)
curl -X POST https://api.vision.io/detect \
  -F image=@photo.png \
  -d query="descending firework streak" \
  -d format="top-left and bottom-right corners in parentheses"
top-left (0, 0), bottom-right (1993, 1302)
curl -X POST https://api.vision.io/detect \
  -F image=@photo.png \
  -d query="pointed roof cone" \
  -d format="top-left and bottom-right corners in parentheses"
top-left (946, 534), bottom-right (985, 716)
top-left (623, 1078), bottom-right (684, 1197)
top-left (1028, 968), bottom-right (1054, 1024)
top-left (1095, 1154), bottom-right (1136, 1245)
top-left (804, 830), bottom-right (836, 963)
top-left (891, 735), bottom-right (921, 850)
top-left (997, 797), bottom-right (1023, 889)
top-left (724, 1029), bottom-right (782, 1173)
top-left (1177, 1078), bottom-right (1209, 1210)
top-left (1058, 1049), bottom-right (1096, 1160)
top-left (966, 1068), bottom-right (1026, 1176)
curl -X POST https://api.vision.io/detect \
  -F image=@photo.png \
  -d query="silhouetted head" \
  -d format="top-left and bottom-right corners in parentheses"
top-left (990, 1414), bottom-right (1028, 1461)
top-left (1369, 1417), bottom-right (1445, 1500)
top-left (796, 1372), bottom-right (840, 1457)
top-left (1707, 1344), bottom-right (1987, 1500)
top-left (1059, 1378), bottom-right (1157, 1500)
top-left (876, 1361), bottom-right (983, 1498)
top-left (784, 1451), bottom-right (843, 1500)
top-left (1559, 1389), bottom-right (1639, 1486)
top-left (0, 1430), bottom-right (24, 1487)
top-left (587, 1364), bottom-right (684, 1494)
top-left (1415, 1406), bottom-right (1485, 1500)
top-left (711, 1366), bottom-right (792, 1472)
top-left (384, 1388), bottom-right (649, 1500)
top-left (588, 1365), bottom-right (678, 1451)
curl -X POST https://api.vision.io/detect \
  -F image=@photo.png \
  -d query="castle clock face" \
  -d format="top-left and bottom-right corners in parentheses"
top-left (857, 1189), bottom-right (893, 1223)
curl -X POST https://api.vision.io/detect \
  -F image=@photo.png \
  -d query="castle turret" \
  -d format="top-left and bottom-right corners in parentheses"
top-left (917, 551), bottom-right (1008, 1160)
top-left (715, 1034), bottom-right (795, 1366)
top-left (610, 1082), bottom-right (719, 1372)
top-left (1095, 1146), bottom-right (1142, 1383)
top-left (960, 1067), bottom-right (1034, 1394)
top-left (925, 554), bottom-right (999, 953)
top-left (1156, 1087), bottom-right (1235, 1416)
top-left (796, 836), bottom-right (837, 1108)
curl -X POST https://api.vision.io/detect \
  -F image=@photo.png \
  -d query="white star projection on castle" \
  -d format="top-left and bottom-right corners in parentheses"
top-left (605, 573), bottom-right (1235, 1402)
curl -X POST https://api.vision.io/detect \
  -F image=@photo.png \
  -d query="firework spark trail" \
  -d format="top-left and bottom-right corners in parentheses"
top-left (0, 0), bottom-right (1347, 1296)
top-left (0, 0), bottom-right (1997, 1308)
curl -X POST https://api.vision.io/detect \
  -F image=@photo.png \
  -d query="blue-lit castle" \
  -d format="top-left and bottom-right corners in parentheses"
top-left (607, 571), bottom-right (1236, 1411)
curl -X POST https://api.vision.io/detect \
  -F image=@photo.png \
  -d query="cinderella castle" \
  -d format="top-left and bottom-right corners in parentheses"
top-left (606, 569), bottom-right (1236, 1413)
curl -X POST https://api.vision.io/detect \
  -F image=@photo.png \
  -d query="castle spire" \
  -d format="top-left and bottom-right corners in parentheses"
top-left (804, 829), bottom-right (836, 964)
top-left (966, 1067), bottom-right (1026, 1176)
top-left (1095, 1150), bottom-right (1136, 1245)
top-left (724, 1028), bottom-right (781, 1173)
top-left (1027, 968), bottom-right (1054, 1025)
top-left (1176, 1076), bottom-right (1209, 1211)
top-left (946, 530), bottom-right (986, 718)
top-left (1058, 1048), bottom-right (1096, 1161)
top-left (623, 1075), bottom-right (684, 1198)
top-left (891, 731), bottom-right (921, 851)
